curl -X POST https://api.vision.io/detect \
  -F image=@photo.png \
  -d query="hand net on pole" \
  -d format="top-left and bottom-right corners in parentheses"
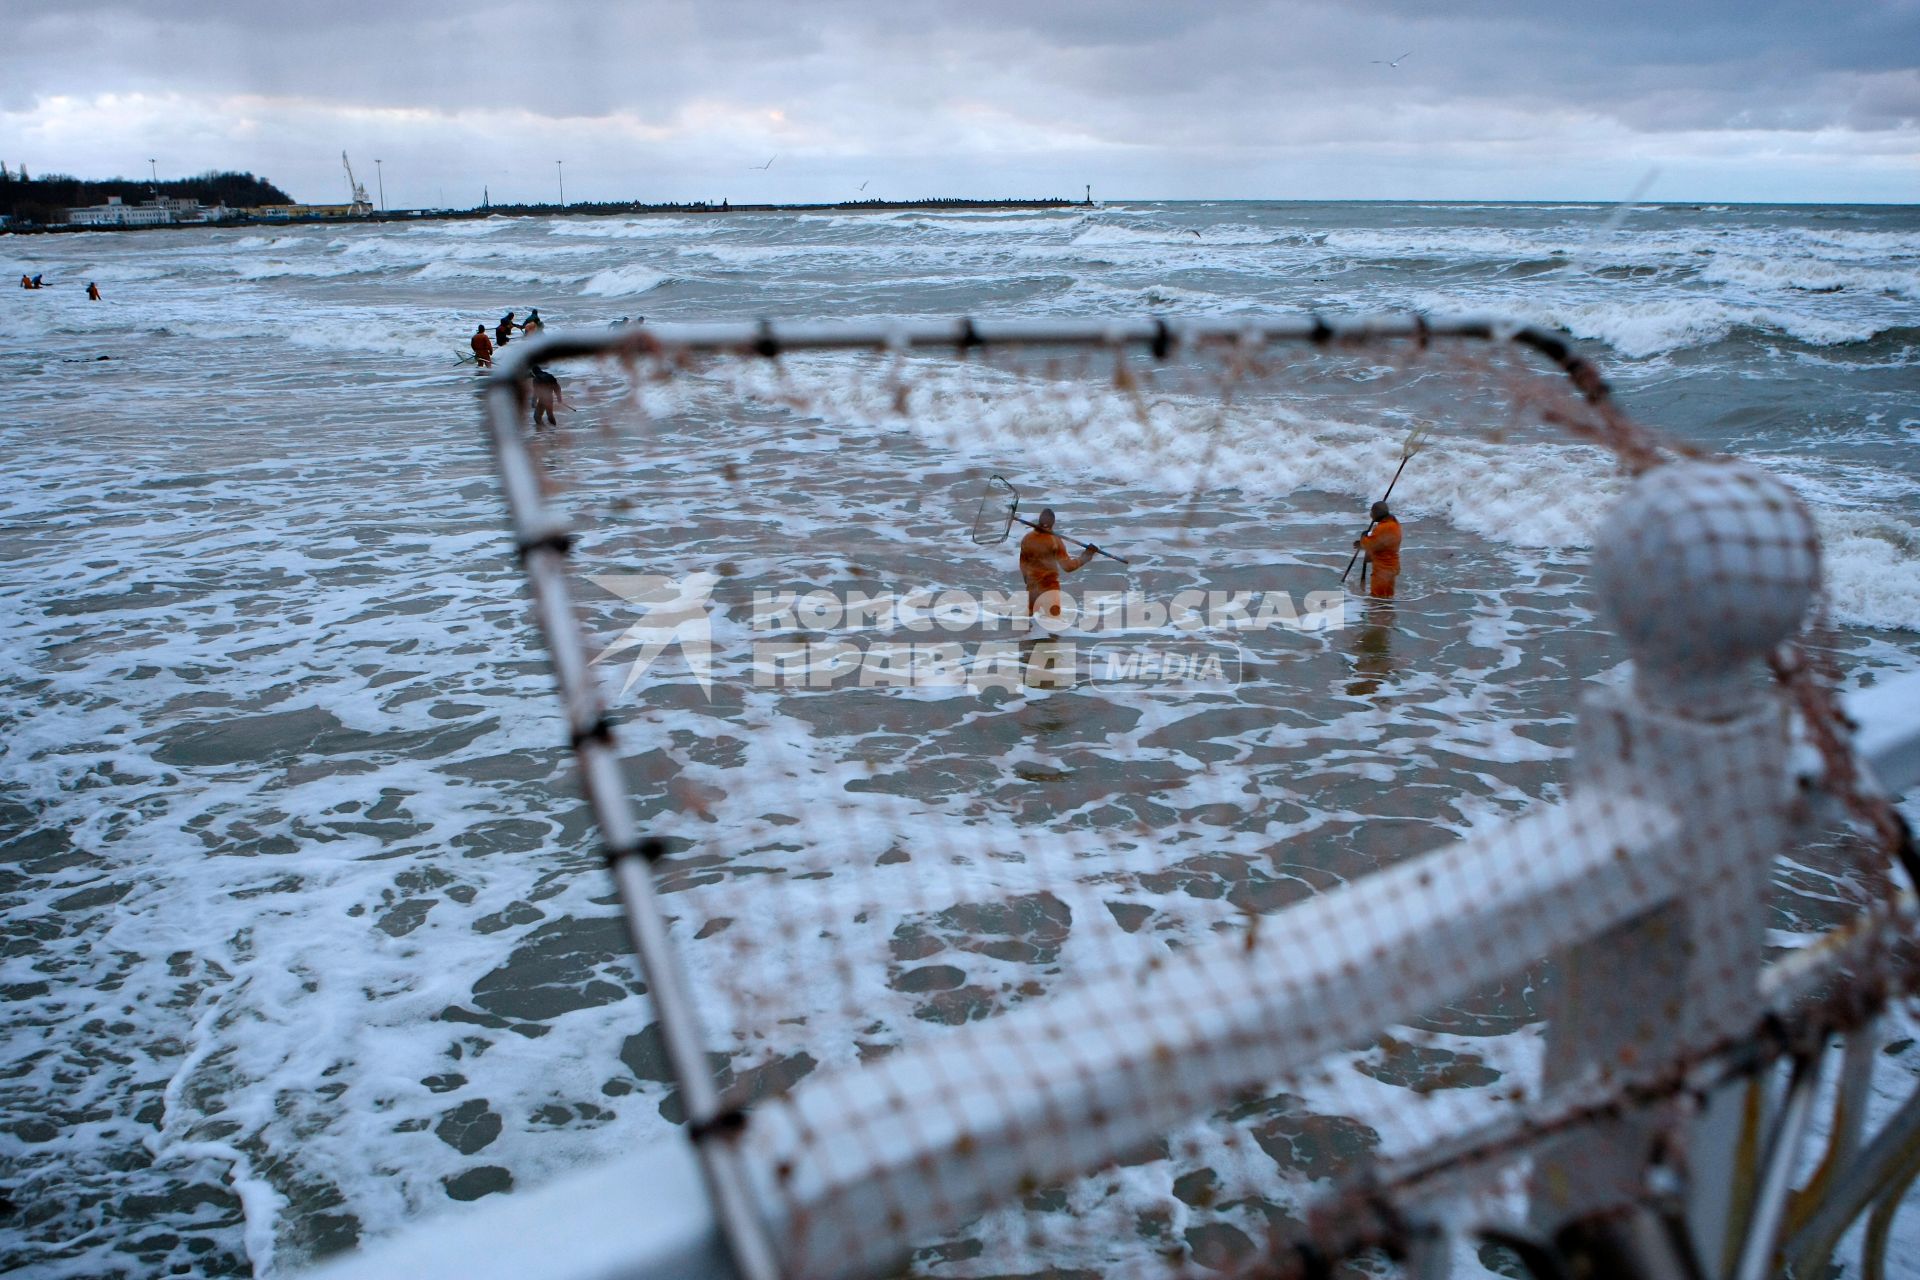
top-left (968, 475), bottom-right (1019, 546)
top-left (482, 316), bottom-right (1920, 1280)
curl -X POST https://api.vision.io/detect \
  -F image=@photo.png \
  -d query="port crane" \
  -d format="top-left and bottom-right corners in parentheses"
top-left (341, 151), bottom-right (373, 216)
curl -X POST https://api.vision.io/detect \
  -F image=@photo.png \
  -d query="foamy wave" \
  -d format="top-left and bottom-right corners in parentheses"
top-left (579, 264), bottom-right (671, 297)
top-left (1752, 457), bottom-right (1920, 632)
top-left (409, 217), bottom-right (513, 238)
top-left (231, 258), bottom-right (363, 280)
top-left (547, 218), bottom-right (708, 239)
top-left (689, 243), bottom-right (831, 265)
top-left (911, 214), bottom-right (1087, 235)
top-left (914, 208), bottom-right (1082, 222)
top-left (1407, 289), bottom-right (1896, 358)
top-left (335, 236), bottom-right (598, 268)
top-left (1817, 511), bottom-right (1920, 632)
top-left (1122, 282), bottom-right (1247, 310)
top-left (1323, 226), bottom-right (1576, 260)
top-left (1558, 299), bottom-right (1887, 357)
top-left (1700, 254), bottom-right (1920, 299)
top-left (413, 260), bottom-right (546, 285)
top-left (1072, 223), bottom-right (1282, 249)
top-left (1798, 228), bottom-right (1920, 257)
top-left (797, 211), bottom-right (913, 227)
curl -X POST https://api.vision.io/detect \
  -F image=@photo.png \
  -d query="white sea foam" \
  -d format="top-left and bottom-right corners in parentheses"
top-left (1699, 253), bottom-right (1920, 299)
top-left (1797, 227), bottom-right (1920, 256)
top-left (410, 217), bottom-right (514, 237)
top-left (578, 264), bottom-right (672, 296)
top-left (336, 236), bottom-right (601, 269)
top-left (230, 256), bottom-right (368, 280)
top-left (1322, 226), bottom-right (1579, 259)
top-left (1818, 512), bottom-right (1920, 632)
top-left (1553, 297), bottom-right (1888, 357)
top-left (546, 217), bottom-right (711, 239)
top-left (1400, 285), bottom-right (1902, 358)
top-left (904, 213), bottom-right (1086, 235)
top-left (1072, 222), bottom-right (1286, 248)
top-left (795, 211), bottom-right (914, 227)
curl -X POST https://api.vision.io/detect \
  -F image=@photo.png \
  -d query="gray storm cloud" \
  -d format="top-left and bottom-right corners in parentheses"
top-left (1, 0), bottom-right (1914, 202)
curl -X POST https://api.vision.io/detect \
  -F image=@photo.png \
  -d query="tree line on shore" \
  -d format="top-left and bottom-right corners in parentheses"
top-left (0, 170), bottom-right (294, 226)
top-left (1, 165), bottom-right (1086, 231)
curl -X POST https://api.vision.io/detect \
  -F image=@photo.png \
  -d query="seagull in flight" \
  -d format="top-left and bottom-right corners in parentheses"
top-left (1372, 51), bottom-right (1412, 68)
top-left (751, 154), bottom-right (778, 170)
top-left (858, 180), bottom-right (869, 192)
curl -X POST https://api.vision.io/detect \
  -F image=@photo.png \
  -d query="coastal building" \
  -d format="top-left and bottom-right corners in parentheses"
top-left (66, 196), bottom-right (171, 226)
top-left (64, 195), bottom-right (231, 226)
top-left (242, 203), bottom-right (369, 221)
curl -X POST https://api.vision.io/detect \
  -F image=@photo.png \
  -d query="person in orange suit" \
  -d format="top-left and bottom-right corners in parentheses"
top-left (1355, 501), bottom-right (1402, 599)
top-left (1018, 508), bottom-right (1096, 619)
top-left (470, 323), bottom-right (493, 368)
top-left (86, 281), bottom-right (101, 301)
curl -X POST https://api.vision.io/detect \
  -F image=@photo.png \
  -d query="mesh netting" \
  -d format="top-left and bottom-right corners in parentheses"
top-left (483, 318), bottom-right (1918, 1280)
top-left (968, 475), bottom-right (1019, 548)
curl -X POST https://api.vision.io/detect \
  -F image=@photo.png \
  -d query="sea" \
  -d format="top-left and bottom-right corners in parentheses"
top-left (2, 200), bottom-right (1918, 1279)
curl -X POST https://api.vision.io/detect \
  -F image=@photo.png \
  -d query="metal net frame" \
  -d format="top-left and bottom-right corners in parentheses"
top-left (476, 314), bottom-right (1920, 1280)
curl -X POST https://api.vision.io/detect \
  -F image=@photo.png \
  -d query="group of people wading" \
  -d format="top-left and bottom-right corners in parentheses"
top-left (17, 273), bottom-right (100, 299)
top-left (463, 308), bottom-right (564, 428)
top-left (1016, 497), bottom-right (1403, 624)
top-left (466, 308), bottom-right (544, 369)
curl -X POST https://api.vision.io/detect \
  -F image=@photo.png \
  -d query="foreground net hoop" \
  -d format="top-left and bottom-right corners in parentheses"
top-left (968, 474), bottom-right (1019, 546)
top-left (466, 312), bottom-right (1920, 1280)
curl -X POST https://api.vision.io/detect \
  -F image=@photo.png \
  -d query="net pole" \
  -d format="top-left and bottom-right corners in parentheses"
top-left (481, 378), bottom-right (780, 1280)
top-left (1535, 463), bottom-right (1816, 1258)
top-left (1730, 1051), bottom-right (1822, 1280)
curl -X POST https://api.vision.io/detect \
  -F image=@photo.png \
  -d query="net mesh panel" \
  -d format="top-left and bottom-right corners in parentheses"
top-left (495, 324), bottom-right (1914, 1280)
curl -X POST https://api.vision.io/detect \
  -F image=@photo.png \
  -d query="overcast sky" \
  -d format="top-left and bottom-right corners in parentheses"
top-left (3, 0), bottom-right (1916, 207)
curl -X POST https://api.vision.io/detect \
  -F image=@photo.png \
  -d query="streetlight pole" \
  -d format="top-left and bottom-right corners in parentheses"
top-left (149, 158), bottom-right (157, 187)
top-left (557, 159), bottom-right (564, 207)
top-left (375, 159), bottom-right (385, 213)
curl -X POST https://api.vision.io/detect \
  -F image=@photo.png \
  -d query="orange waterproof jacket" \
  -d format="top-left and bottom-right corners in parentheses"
top-left (1019, 528), bottom-right (1077, 593)
top-left (1360, 517), bottom-right (1402, 573)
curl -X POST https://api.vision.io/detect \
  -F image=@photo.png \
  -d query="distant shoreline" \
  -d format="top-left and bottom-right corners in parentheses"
top-left (3, 196), bottom-right (1091, 236)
